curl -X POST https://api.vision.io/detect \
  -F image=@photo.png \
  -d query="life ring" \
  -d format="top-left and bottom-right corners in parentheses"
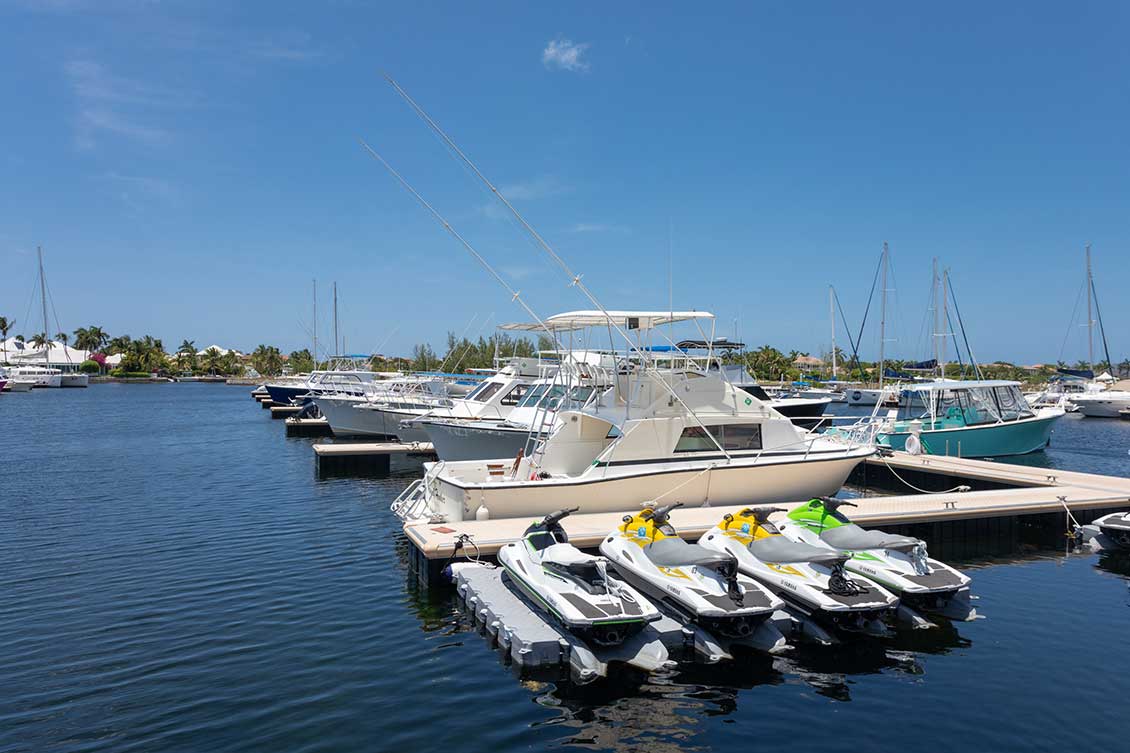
top-left (905, 434), bottom-right (922, 455)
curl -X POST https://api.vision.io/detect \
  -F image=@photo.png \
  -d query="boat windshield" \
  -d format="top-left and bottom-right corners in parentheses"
top-left (914, 384), bottom-right (1034, 425)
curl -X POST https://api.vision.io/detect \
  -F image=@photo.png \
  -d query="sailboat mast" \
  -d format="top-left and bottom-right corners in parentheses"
top-left (333, 282), bottom-right (339, 358)
top-left (829, 285), bottom-right (837, 380)
top-left (932, 257), bottom-right (940, 379)
top-left (312, 279), bottom-right (318, 367)
top-left (940, 268), bottom-right (948, 379)
top-left (38, 246), bottom-right (49, 364)
top-left (1086, 243), bottom-right (1094, 372)
top-left (878, 242), bottom-right (888, 388)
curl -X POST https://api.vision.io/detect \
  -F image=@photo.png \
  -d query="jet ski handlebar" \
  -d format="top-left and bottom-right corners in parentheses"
top-left (648, 501), bottom-right (684, 525)
top-left (542, 506), bottom-right (580, 527)
top-left (817, 496), bottom-right (857, 511)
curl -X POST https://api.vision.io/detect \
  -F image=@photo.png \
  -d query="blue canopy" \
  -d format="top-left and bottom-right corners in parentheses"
top-left (1056, 368), bottom-right (1094, 379)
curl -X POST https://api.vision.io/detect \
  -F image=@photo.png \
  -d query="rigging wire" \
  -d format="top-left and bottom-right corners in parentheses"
top-left (1057, 279), bottom-right (1086, 365)
top-left (380, 74), bottom-right (733, 460)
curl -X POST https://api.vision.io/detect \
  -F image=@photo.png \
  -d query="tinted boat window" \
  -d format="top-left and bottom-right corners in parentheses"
top-left (499, 384), bottom-right (530, 406)
top-left (675, 424), bottom-right (762, 452)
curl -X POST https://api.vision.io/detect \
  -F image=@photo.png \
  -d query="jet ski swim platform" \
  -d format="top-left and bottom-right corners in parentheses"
top-left (448, 563), bottom-right (800, 682)
top-left (405, 450), bottom-right (1130, 584)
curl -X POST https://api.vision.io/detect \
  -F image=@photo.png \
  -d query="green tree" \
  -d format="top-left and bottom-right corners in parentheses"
top-left (250, 345), bottom-right (283, 377)
top-left (175, 340), bottom-right (198, 373)
top-left (30, 332), bottom-right (49, 350)
top-left (201, 347), bottom-right (223, 375)
top-left (0, 316), bottom-right (13, 362)
top-left (288, 348), bottom-right (315, 373)
top-left (108, 335), bottom-right (132, 355)
top-left (219, 350), bottom-right (243, 376)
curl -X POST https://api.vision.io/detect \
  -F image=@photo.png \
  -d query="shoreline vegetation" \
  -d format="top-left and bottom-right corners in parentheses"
top-left (2, 318), bottom-right (1127, 384)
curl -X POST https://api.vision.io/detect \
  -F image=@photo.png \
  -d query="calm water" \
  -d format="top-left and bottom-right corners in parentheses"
top-left (3, 385), bottom-right (1129, 753)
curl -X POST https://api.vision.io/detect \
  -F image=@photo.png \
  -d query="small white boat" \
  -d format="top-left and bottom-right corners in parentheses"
top-left (5, 366), bottom-right (63, 388)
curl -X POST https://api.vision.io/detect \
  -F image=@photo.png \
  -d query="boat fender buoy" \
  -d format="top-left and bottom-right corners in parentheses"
top-left (475, 505), bottom-right (490, 521)
top-left (905, 434), bottom-right (922, 455)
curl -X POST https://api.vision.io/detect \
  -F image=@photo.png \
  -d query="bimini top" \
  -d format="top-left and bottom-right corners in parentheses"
top-left (900, 379), bottom-right (1021, 392)
top-left (497, 321), bottom-right (584, 333)
top-left (545, 310), bottom-right (714, 330)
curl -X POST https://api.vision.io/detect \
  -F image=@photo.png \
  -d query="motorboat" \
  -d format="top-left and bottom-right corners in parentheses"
top-left (5, 366), bottom-right (62, 388)
top-left (600, 503), bottom-right (789, 654)
top-left (263, 364), bottom-right (380, 404)
top-left (1071, 380), bottom-right (1130, 418)
top-left (497, 507), bottom-right (661, 646)
top-left (394, 357), bottom-right (553, 444)
top-left (392, 311), bottom-right (874, 524)
top-left (832, 380), bottom-right (1064, 457)
top-left (0, 369), bottom-right (34, 392)
top-left (314, 376), bottom-right (453, 438)
top-left (787, 498), bottom-right (977, 625)
top-left (60, 372), bottom-right (89, 388)
top-left (846, 385), bottom-right (899, 406)
top-left (416, 353), bottom-right (613, 460)
top-left (1081, 512), bottom-right (1130, 551)
top-left (697, 507), bottom-right (898, 642)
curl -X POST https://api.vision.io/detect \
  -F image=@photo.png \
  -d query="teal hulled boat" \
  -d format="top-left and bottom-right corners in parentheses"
top-left (839, 380), bottom-right (1065, 458)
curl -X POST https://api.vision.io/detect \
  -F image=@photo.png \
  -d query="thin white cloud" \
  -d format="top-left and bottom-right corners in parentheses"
top-left (101, 172), bottom-right (179, 202)
top-left (65, 59), bottom-right (185, 148)
top-left (479, 176), bottom-right (567, 219)
top-left (542, 38), bottom-right (591, 73)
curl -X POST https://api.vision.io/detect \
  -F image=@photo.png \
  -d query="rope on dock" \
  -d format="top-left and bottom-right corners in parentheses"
top-left (879, 456), bottom-right (972, 495)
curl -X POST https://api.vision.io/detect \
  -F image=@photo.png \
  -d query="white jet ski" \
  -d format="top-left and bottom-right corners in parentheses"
top-left (498, 507), bottom-right (661, 646)
top-left (599, 502), bottom-right (789, 657)
top-left (787, 497), bottom-right (978, 626)
top-left (698, 507), bottom-right (898, 643)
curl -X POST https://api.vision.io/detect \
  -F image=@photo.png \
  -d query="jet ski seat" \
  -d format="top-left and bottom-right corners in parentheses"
top-left (645, 537), bottom-right (733, 569)
top-left (749, 536), bottom-right (845, 565)
top-left (821, 524), bottom-right (919, 552)
top-left (1099, 513), bottom-right (1130, 532)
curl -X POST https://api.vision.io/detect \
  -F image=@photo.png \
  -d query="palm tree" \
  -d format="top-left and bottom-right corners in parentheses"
top-left (251, 344), bottom-right (283, 377)
top-left (0, 316), bottom-right (12, 362)
top-left (202, 347), bottom-right (223, 376)
top-left (176, 340), bottom-right (198, 373)
top-left (108, 335), bottom-right (132, 355)
top-left (73, 326), bottom-right (108, 354)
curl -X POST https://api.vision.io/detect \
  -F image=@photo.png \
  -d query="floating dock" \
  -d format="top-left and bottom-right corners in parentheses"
top-left (313, 441), bottom-right (436, 474)
top-left (269, 404), bottom-right (303, 419)
top-left (405, 451), bottom-right (1130, 583)
top-left (285, 416), bottom-right (333, 437)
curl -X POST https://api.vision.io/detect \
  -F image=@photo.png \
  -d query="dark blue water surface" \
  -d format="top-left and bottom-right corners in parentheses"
top-left (3, 385), bottom-right (1129, 753)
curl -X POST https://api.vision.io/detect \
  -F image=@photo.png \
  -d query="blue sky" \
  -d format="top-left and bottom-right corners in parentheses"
top-left (1, 1), bottom-right (1126, 365)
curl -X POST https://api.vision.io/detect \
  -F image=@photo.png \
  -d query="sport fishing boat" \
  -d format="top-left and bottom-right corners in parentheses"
top-left (314, 375), bottom-right (453, 438)
top-left (262, 361), bottom-right (380, 404)
top-left (416, 352), bottom-right (614, 460)
top-left (698, 507), bottom-right (898, 642)
top-left (787, 498), bottom-right (977, 625)
top-left (392, 357), bottom-right (551, 443)
top-left (600, 503), bottom-right (789, 654)
top-left (392, 311), bottom-right (874, 524)
top-left (834, 380), bottom-right (1064, 458)
top-left (497, 507), bottom-right (661, 647)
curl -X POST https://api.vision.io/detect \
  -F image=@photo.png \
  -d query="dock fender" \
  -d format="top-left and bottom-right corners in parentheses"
top-left (905, 434), bottom-right (921, 455)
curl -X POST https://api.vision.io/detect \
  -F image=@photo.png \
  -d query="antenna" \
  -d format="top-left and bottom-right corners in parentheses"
top-left (829, 284), bottom-right (837, 380)
top-left (312, 279), bottom-right (318, 367)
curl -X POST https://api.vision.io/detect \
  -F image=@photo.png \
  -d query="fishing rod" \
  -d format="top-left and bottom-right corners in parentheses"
top-left (378, 74), bottom-right (731, 459)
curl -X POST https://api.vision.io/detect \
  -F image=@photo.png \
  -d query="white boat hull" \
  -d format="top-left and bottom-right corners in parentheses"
top-left (425, 450), bottom-right (871, 523)
top-left (1073, 397), bottom-right (1130, 418)
top-left (315, 396), bottom-right (397, 438)
top-left (60, 373), bottom-right (89, 388)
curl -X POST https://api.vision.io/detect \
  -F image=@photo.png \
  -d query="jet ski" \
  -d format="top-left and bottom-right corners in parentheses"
top-left (787, 497), bottom-right (977, 626)
top-left (1080, 511), bottom-right (1130, 551)
top-left (698, 507), bottom-right (898, 643)
top-left (497, 507), bottom-right (661, 646)
top-left (599, 502), bottom-right (789, 657)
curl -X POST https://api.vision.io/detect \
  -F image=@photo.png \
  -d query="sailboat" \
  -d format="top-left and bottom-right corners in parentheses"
top-left (10, 248), bottom-right (88, 387)
top-left (846, 243), bottom-right (898, 407)
top-left (831, 264), bottom-right (1065, 457)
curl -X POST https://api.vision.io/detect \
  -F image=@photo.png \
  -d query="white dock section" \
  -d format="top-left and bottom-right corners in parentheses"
top-left (313, 441), bottom-right (435, 473)
top-left (285, 416), bottom-right (333, 437)
top-left (269, 404), bottom-right (303, 419)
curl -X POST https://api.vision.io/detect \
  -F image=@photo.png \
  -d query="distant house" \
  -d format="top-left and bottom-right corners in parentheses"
top-left (793, 355), bottom-right (824, 368)
top-left (3, 339), bottom-right (94, 372)
top-left (196, 345), bottom-right (244, 357)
